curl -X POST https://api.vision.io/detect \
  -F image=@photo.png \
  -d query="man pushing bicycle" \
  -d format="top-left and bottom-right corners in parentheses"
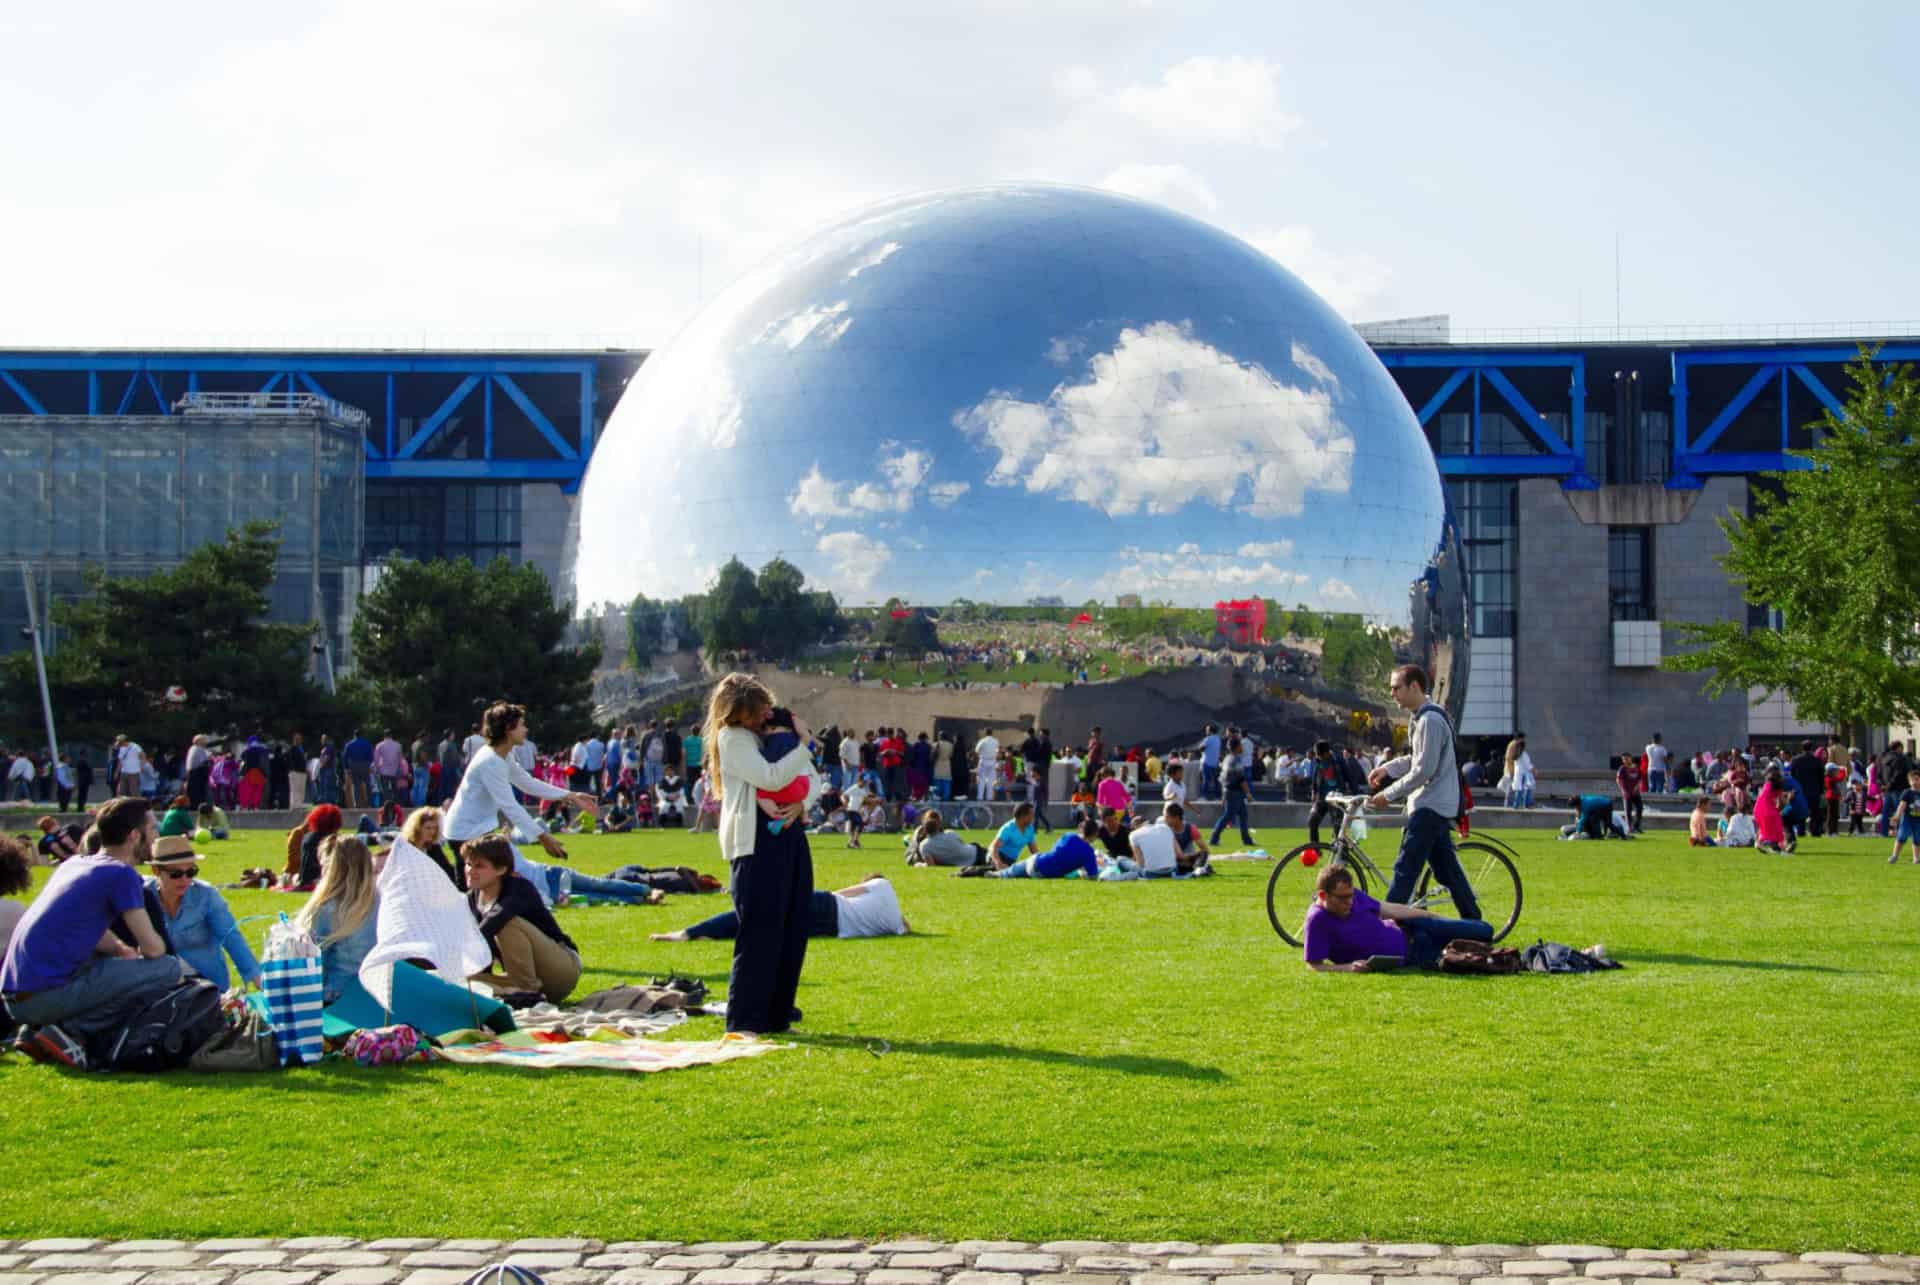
top-left (1365, 664), bottom-right (1481, 922)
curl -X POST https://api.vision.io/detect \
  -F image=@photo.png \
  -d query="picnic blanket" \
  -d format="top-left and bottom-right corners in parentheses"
top-left (431, 1026), bottom-right (784, 1074)
top-left (511, 1002), bottom-right (689, 1040)
top-left (360, 837), bottom-right (492, 1009)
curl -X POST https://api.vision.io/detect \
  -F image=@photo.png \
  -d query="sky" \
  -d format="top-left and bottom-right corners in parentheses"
top-left (3, 1), bottom-right (1917, 351)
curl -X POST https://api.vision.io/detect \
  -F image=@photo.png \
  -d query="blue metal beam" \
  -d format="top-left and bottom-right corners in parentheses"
top-left (1671, 343), bottom-right (1920, 367)
top-left (1437, 455), bottom-right (1576, 477)
top-left (492, 373), bottom-right (577, 460)
top-left (483, 375), bottom-right (494, 459)
top-left (1415, 368), bottom-right (1471, 425)
top-left (1376, 350), bottom-right (1582, 369)
top-left (367, 459), bottom-right (584, 481)
top-left (579, 369), bottom-right (594, 456)
top-left (0, 371), bottom-right (47, 415)
top-left (145, 371), bottom-right (168, 414)
top-left (396, 375), bottom-right (481, 459)
top-left (384, 375), bottom-right (396, 459)
top-left (0, 352), bottom-right (601, 375)
top-left (1790, 364), bottom-right (1846, 420)
top-left (1481, 367), bottom-right (1576, 458)
top-left (1688, 363), bottom-right (1780, 456)
top-left (114, 373), bottom-right (138, 415)
top-left (1675, 450), bottom-right (1811, 476)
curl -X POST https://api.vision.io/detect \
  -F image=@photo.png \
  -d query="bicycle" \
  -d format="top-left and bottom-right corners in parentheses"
top-left (1264, 792), bottom-right (1522, 948)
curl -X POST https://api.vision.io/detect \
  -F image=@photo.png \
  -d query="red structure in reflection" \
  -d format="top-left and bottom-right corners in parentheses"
top-left (1214, 598), bottom-right (1267, 646)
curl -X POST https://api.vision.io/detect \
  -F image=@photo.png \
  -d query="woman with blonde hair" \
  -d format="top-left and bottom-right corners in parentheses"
top-left (399, 806), bottom-right (460, 889)
top-left (705, 672), bottom-right (817, 1036)
top-left (296, 833), bottom-right (379, 1005)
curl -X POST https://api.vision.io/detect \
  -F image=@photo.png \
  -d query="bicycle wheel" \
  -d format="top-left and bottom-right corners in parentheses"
top-left (1414, 841), bottom-right (1522, 942)
top-left (957, 803), bottom-right (993, 831)
top-left (1266, 843), bottom-right (1368, 948)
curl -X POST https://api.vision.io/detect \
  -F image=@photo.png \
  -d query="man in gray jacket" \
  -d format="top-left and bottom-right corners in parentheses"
top-left (1365, 663), bottom-right (1481, 921)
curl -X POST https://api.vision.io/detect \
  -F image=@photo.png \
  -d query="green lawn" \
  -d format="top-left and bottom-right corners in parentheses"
top-left (2, 825), bottom-right (1917, 1249)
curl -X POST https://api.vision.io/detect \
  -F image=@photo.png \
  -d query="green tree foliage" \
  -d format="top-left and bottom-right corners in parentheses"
top-left (0, 522), bottom-right (342, 744)
top-left (1664, 352), bottom-right (1920, 730)
top-left (1319, 615), bottom-right (1394, 693)
top-left (878, 597), bottom-right (939, 650)
top-left (351, 556), bottom-right (597, 742)
top-left (686, 557), bottom-right (841, 659)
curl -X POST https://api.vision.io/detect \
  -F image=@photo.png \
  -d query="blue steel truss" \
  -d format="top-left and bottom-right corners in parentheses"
top-left (1374, 350), bottom-right (1595, 489)
top-left (0, 351), bottom-right (618, 490)
top-left (1668, 342), bottom-right (1920, 488)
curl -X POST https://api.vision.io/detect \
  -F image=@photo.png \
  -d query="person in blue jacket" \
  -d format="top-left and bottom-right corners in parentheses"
top-left (144, 834), bottom-right (261, 991)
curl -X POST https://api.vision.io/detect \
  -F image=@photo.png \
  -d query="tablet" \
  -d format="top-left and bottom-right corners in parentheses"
top-left (1365, 954), bottom-right (1405, 972)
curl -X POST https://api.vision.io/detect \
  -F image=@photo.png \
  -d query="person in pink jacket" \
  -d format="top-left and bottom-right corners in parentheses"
top-left (1754, 768), bottom-right (1794, 854)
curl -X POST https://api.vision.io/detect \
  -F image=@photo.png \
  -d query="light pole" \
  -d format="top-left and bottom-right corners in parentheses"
top-left (20, 562), bottom-right (59, 762)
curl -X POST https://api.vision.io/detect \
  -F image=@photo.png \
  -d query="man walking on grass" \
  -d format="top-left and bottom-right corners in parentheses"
top-left (1367, 663), bottom-right (1480, 921)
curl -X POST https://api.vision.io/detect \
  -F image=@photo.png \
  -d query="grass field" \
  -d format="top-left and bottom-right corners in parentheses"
top-left (2, 823), bottom-right (1917, 1249)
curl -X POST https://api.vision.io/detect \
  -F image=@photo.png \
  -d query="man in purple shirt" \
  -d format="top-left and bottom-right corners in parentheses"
top-left (1300, 862), bottom-right (1491, 972)
top-left (1, 797), bottom-right (184, 1066)
top-left (372, 731), bottom-right (406, 807)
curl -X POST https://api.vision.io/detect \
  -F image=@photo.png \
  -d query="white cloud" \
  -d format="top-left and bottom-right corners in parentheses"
top-left (759, 300), bottom-right (851, 349)
top-left (1109, 56), bottom-right (1299, 147)
top-left (1320, 576), bottom-right (1361, 603)
top-left (929, 481), bottom-right (971, 507)
top-left (1093, 546), bottom-right (1311, 598)
top-left (953, 320), bottom-right (1354, 518)
top-left (1096, 162), bottom-right (1219, 216)
top-left (1236, 538), bottom-right (1295, 559)
top-left (843, 240), bottom-right (901, 281)
top-left (816, 530), bottom-right (890, 596)
top-left (1249, 226), bottom-right (1392, 320)
top-left (788, 446), bottom-right (936, 523)
top-left (1290, 341), bottom-right (1339, 389)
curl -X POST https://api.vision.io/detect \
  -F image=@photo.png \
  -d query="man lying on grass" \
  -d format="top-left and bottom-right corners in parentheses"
top-left (1302, 862), bottom-right (1492, 973)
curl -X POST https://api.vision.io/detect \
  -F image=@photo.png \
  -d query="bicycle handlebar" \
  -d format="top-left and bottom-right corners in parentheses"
top-left (1326, 792), bottom-right (1371, 810)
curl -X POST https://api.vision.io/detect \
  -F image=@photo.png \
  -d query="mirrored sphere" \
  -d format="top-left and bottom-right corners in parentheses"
top-left (571, 183), bottom-right (1466, 735)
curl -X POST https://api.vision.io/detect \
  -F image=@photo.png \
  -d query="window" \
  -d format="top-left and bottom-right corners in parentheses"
top-left (1608, 526), bottom-right (1653, 621)
top-left (1446, 480), bottom-right (1516, 638)
top-left (366, 482), bottom-right (521, 565)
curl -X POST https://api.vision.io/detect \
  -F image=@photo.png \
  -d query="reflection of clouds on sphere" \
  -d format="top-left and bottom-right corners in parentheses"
top-left (570, 183), bottom-right (1463, 707)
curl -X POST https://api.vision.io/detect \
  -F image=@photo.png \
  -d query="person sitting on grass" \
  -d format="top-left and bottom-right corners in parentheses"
top-left (1301, 862), bottom-right (1493, 972)
top-left (157, 794), bottom-right (197, 838)
top-left (1717, 799), bottom-right (1757, 847)
top-left (34, 816), bottom-right (84, 864)
top-left (652, 873), bottom-right (910, 941)
top-left (1166, 804), bottom-right (1212, 874)
top-left (145, 833), bottom-right (262, 993)
top-left (462, 835), bottom-right (581, 1005)
top-left (1689, 793), bottom-right (1717, 847)
top-left (657, 767), bottom-right (689, 828)
top-left (996, 816), bottom-right (1103, 879)
top-left (196, 801), bottom-right (230, 841)
top-left (602, 790), bottom-right (635, 834)
top-left (1886, 768), bottom-right (1920, 865)
top-left (983, 802), bottom-right (1039, 871)
top-left (856, 788), bottom-right (888, 837)
top-left (296, 834), bottom-right (379, 1006)
top-left (904, 809), bottom-right (979, 867)
top-left (399, 807), bottom-right (461, 890)
top-left (1, 798), bottom-right (183, 1066)
top-left (690, 775), bottom-right (717, 833)
top-left (0, 835), bottom-right (36, 992)
top-left (1094, 807), bottom-right (1136, 860)
top-left (1126, 802), bottom-right (1184, 878)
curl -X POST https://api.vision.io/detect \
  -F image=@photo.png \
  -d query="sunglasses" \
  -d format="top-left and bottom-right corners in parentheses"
top-left (159, 866), bottom-right (199, 880)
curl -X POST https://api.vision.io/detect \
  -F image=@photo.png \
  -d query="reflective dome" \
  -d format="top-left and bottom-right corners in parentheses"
top-left (572, 184), bottom-right (1465, 735)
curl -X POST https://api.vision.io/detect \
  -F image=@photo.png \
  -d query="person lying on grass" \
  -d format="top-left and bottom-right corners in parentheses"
top-left (1301, 862), bottom-right (1493, 973)
top-left (651, 873), bottom-right (910, 941)
top-left (904, 809), bottom-right (979, 867)
top-left (994, 816), bottom-right (1102, 879)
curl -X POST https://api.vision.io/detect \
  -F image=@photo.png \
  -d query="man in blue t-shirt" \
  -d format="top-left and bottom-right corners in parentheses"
top-left (997, 816), bottom-right (1103, 879)
top-left (1, 797), bottom-right (184, 1065)
top-left (1199, 724), bottom-right (1222, 800)
top-left (341, 731), bottom-right (374, 809)
top-left (1887, 769), bottom-right (1920, 864)
top-left (983, 802), bottom-right (1039, 870)
top-left (1299, 861), bottom-right (1491, 972)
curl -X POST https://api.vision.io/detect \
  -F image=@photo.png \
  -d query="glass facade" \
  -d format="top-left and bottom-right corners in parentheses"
top-left (366, 482), bottom-right (522, 565)
top-left (0, 410), bottom-right (364, 663)
top-left (1446, 480), bottom-right (1517, 639)
top-left (1608, 526), bottom-right (1654, 621)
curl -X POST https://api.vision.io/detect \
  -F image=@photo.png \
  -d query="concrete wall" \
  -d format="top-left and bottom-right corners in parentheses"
top-left (520, 483), bottom-right (574, 599)
top-left (1515, 476), bottom-right (1749, 777)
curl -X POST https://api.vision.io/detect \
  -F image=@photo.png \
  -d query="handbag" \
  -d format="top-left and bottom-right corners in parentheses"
top-left (260, 914), bottom-right (326, 1067)
top-left (190, 994), bottom-right (280, 1072)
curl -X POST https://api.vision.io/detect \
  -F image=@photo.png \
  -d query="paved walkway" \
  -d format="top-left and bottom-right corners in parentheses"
top-left (0, 1238), bottom-right (1913, 1285)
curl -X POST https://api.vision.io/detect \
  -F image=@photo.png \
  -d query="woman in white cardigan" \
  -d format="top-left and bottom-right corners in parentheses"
top-left (704, 673), bottom-right (817, 1036)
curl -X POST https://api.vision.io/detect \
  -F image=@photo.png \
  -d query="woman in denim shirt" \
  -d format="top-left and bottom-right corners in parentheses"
top-left (144, 834), bottom-right (262, 991)
top-left (294, 834), bottom-right (379, 1004)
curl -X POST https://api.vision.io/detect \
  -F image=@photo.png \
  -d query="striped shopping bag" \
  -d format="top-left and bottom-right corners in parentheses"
top-left (261, 915), bottom-right (326, 1067)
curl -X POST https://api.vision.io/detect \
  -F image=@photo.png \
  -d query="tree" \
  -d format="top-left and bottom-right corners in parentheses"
top-left (0, 522), bottom-right (343, 744)
top-left (628, 593), bottom-right (669, 668)
top-left (1664, 352), bottom-right (1920, 730)
top-left (351, 556), bottom-right (598, 743)
top-left (687, 557), bottom-right (841, 659)
top-left (692, 557), bottom-right (763, 654)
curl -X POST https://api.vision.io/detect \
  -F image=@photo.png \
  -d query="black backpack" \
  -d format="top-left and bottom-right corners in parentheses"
top-left (86, 977), bottom-right (225, 1072)
top-left (1522, 941), bottom-right (1623, 974)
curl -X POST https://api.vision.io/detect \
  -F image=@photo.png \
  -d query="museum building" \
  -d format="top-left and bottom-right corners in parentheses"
top-left (0, 324), bottom-right (1906, 773)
